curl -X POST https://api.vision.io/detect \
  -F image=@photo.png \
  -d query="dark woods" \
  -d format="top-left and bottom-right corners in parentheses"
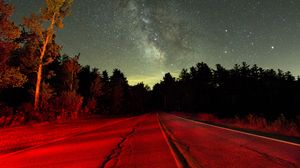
top-left (152, 62), bottom-right (300, 121)
top-left (0, 1), bottom-right (299, 127)
top-left (0, 0), bottom-right (150, 126)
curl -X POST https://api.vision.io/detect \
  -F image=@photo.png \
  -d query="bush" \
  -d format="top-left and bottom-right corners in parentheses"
top-left (197, 113), bottom-right (217, 122)
top-left (17, 102), bottom-right (40, 122)
top-left (0, 103), bottom-right (13, 127)
top-left (270, 114), bottom-right (300, 136)
top-left (54, 91), bottom-right (83, 120)
top-left (194, 112), bottom-right (300, 137)
top-left (0, 103), bottom-right (27, 127)
top-left (9, 112), bottom-right (25, 127)
top-left (39, 83), bottom-right (56, 121)
top-left (245, 114), bottom-right (268, 129)
top-left (86, 98), bottom-right (97, 114)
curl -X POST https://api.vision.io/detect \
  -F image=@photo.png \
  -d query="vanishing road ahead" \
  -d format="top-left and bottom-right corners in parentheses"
top-left (0, 113), bottom-right (299, 168)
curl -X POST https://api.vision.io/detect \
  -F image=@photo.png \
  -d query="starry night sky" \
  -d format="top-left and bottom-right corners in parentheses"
top-left (6, 0), bottom-right (300, 86)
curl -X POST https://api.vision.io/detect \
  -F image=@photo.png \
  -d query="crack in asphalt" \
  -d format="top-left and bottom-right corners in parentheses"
top-left (0, 118), bottom-right (140, 162)
top-left (99, 125), bottom-right (138, 168)
top-left (241, 145), bottom-right (297, 168)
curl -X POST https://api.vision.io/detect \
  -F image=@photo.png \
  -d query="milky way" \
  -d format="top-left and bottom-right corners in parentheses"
top-left (7, 0), bottom-right (300, 86)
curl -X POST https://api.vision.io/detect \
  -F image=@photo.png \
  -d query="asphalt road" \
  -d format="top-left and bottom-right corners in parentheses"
top-left (159, 113), bottom-right (300, 168)
top-left (0, 113), bottom-right (299, 168)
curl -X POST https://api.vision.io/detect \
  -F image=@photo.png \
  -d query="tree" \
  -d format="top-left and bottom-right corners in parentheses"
top-left (99, 70), bottom-right (111, 114)
top-left (192, 62), bottom-right (212, 84)
top-left (0, 0), bottom-right (27, 88)
top-left (161, 73), bottom-right (176, 111)
top-left (179, 69), bottom-right (191, 83)
top-left (78, 66), bottom-right (91, 102)
top-left (85, 69), bottom-right (103, 114)
top-left (128, 83), bottom-right (150, 114)
top-left (50, 54), bottom-right (83, 120)
top-left (213, 64), bottom-right (228, 87)
top-left (110, 69), bottom-right (128, 114)
top-left (90, 69), bottom-right (103, 99)
top-left (0, 0), bottom-right (20, 61)
top-left (23, 0), bottom-right (73, 110)
top-left (61, 54), bottom-right (81, 92)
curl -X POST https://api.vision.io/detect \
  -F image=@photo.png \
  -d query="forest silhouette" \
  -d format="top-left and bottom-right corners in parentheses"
top-left (0, 0), bottom-right (299, 132)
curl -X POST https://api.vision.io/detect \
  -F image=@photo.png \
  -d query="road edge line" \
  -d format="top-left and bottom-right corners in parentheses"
top-left (157, 113), bottom-right (185, 168)
top-left (173, 114), bottom-right (300, 147)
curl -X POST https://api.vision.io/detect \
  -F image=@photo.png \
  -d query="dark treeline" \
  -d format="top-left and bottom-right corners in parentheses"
top-left (152, 62), bottom-right (300, 121)
top-left (0, 0), bottom-right (299, 126)
top-left (1, 52), bottom-right (152, 125)
top-left (1, 0), bottom-right (152, 126)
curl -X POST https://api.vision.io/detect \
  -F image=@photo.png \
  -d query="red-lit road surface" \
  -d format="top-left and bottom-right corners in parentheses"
top-left (0, 114), bottom-right (178, 168)
top-left (159, 113), bottom-right (300, 168)
top-left (0, 113), bottom-right (299, 168)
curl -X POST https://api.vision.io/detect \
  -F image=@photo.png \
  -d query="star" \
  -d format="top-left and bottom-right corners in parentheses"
top-left (7, 0), bottom-right (300, 86)
top-left (142, 17), bottom-right (150, 24)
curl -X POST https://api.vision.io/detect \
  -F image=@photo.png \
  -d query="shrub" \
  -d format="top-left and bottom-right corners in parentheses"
top-left (0, 102), bottom-right (13, 127)
top-left (194, 112), bottom-right (300, 137)
top-left (197, 113), bottom-right (217, 122)
top-left (55, 91), bottom-right (83, 120)
top-left (245, 114), bottom-right (268, 129)
top-left (86, 98), bottom-right (97, 114)
top-left (39, 82), bottom-right (56, 121)
top-left (17, 102), bottom-right (40, 122)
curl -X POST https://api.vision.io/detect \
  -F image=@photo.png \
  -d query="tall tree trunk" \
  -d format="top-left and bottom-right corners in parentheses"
top-left (34, 64), bottom-right (43, 110)
top-left (34, 14), bottom-right (56, 111)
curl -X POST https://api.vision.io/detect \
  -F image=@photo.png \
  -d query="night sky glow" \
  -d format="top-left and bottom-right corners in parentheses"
top-left (7, 0), bottom-right (300, 86)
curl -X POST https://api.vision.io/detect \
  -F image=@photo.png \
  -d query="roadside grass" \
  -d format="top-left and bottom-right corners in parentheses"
top-left (174, 112), bottom-right (300, 138)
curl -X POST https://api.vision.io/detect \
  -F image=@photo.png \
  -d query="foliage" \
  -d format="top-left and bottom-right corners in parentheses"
top-left (0, 0), bottom-right (299, 131)
top-left (0, 67), bottom-right (27, 88)
top-left (39, 82), bottom-right (56, 120)
top-left (0, 0), bottom-right (27, 88)
top-left (0, 0), bottom-right (20, 41)
top-left (153, 62), bottom-right (300, 120)
top-left (194, 113), bottom-right (300, 137)
top-left (0, 102), bottom-right (13, 127)
top-left (55, 91), bottom-right (83, 120)
top-left (77, 67), bottom-right (104, 113)
top-left (110, 69), bottom-right (128, 114)
top-left (23, 0), bottom-right (73, 110)
top-left (128, 83), bottom-right (150, 114)
top-left (61, 54), bottom-right (81, 91)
